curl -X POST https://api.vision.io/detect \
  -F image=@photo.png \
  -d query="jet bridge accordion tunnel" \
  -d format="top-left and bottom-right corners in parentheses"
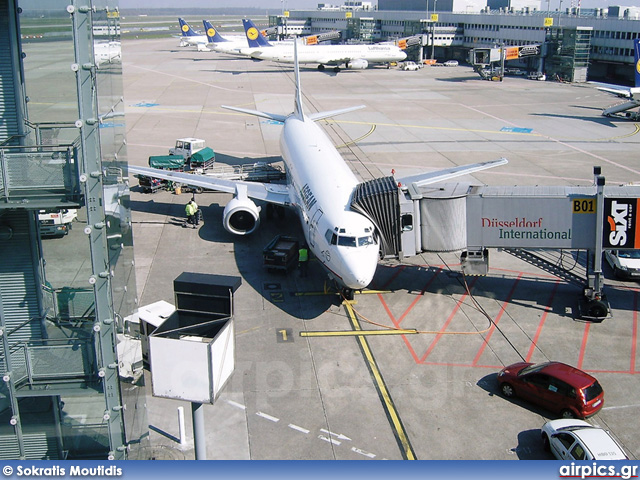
top-left (351, 171), bottom-right (640, 321)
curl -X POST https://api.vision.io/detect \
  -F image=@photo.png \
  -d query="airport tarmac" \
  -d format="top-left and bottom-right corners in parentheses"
top-left (122, 36), bottom-right (639, 460)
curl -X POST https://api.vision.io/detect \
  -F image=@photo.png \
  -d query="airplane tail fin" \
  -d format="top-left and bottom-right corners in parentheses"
top-left (203, 20), bottom-right (228, 43)
top-left (178, 18), bottom-right (198, 37)
top-left (242, 19), bottom-right (272, 48)
top-left (634, 38), bottom-right (640, 88)
top-left (293, 40), bottom-right (304, 120)
top-left (223, 38), bottom-right (364, 123)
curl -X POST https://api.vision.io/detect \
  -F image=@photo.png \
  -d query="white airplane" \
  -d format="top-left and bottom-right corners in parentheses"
top-left (94, 41), bottom-right (121, 66)
top-left (178, 18), bottom-right (210, 51)
top-left (241, 18), bottom-right (407, 72)
top-left (594, 39), bottom-right (640, 119)
top-left (129, 42), bottom-right (507, 297)
top-left (202, 19), bottom-right (263, 57)
top-left (202, 19), bottom-right (304, 57)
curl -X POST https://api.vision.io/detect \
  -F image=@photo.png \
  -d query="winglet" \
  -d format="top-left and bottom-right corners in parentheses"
top-left (242, 19), bottom-right (272, 48)
top-left (203, 19), bottom-right (228, 43)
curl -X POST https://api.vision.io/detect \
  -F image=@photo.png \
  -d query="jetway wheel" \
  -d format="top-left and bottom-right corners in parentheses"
top-left (584, 299), bottom-right (608, 322)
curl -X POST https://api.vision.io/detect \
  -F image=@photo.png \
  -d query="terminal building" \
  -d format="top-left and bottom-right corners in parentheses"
top-left (0, 0), bottom-right (148, 459)
top-left (274, 1), bottom-right (640, 84)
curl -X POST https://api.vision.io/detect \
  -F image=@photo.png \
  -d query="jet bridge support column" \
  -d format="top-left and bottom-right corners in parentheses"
top-left (581, 169), bottom-right (609, 320)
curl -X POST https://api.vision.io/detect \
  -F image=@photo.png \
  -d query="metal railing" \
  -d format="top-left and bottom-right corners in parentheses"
top-left (11, 338), bottom-right (96, 388)
top-left (0, 145), bottom-right (82, 205)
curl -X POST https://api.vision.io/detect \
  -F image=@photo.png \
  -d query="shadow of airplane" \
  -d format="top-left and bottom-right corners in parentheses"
top-left (529, 111), bottom-right (629, 128)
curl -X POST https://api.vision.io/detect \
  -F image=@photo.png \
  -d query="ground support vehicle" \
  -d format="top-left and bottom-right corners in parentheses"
top-left (497, 361), bottom-right (604, 419)
top-left (38, 209), bottom-right (78, 237)
top-left (263, 235), bottom-right (299, 272)
top-left (604, 249), bottom-right (640, 279)
top-left (401, 61), bottom-right (420, 71)
top-left (541, 419), bottom-right (628, 460)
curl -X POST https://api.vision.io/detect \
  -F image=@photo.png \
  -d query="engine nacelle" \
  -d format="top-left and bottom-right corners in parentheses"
top-left (223, 196), bottom-right (261, 235)
top-left (347, 58), bottom-right (368, 70)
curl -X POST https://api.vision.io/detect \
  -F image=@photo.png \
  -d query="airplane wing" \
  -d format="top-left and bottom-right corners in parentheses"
top-left (317, 56), bottom-right (351, 66)
top-left (128, 165), bottom-right (291, 206)
top-left (395, 158), bottom-right (508, 190)
top-left (590, 82), bottom-right (640, 99)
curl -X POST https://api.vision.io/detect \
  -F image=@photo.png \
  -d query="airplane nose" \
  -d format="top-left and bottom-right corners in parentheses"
top-left (341, 246), bottom-right (378, 290)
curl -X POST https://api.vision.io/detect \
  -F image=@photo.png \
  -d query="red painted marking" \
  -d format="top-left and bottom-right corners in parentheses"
top-left (577, 322), bottom-right (591, 370)
top-left (420, 277), bottom-right (479, 363)
top-left (525, 280), bottom-right (560, 362)
top-left (377, 267), bottom-right (442, 364)
top-left (472, 273), bottom-right (523, 366)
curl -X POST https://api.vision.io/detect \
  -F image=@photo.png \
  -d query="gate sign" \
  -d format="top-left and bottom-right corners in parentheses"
top-left (466, 188), bottom-right (597, 250)
top-left (603, 198), bottom-right (640, 249)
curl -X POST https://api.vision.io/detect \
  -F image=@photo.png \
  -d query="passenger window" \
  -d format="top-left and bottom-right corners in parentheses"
top-left (525, 373), bottom-right (549, 389)
top-left (571, 443), bottom-right (586, 460)
top-left (401, 214), bottom-right (413, 232)
top-left (556, 433), bottom-right (575, 450)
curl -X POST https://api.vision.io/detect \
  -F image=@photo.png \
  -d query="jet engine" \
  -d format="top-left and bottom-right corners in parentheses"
top-left (223, 185), bottom-right (261, 235)
top-left (347, 59), bottom-right (368, 69)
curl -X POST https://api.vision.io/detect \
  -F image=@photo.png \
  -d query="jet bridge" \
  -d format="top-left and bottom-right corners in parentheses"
top-left (353, 167), bottom-right (640, 321)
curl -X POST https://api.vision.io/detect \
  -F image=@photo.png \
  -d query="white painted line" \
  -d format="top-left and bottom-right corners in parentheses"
top-left (318, 435), bottom-right (341, 446)
top-left (225, 400), bottom-right (247, 410)
top-left (320, 428), bottom-right (351, 441)
top-left (352, 447), bottom-right (376, 458)
top-left (256, 411), bottom-right (280, 423)
top-left (601, 404), bottom-right (640, 411)
top-left (288, 424), bottom-right (310, 434)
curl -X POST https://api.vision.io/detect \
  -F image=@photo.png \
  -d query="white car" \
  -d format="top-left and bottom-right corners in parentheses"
top-left (604, 250), bottom-right (640, 279)
top-left (443, 60), bottom-right (459, 67)
top-left (402, 61), bottom-right (420, 71)
top-left (541, 419), bottom-right (628, 460)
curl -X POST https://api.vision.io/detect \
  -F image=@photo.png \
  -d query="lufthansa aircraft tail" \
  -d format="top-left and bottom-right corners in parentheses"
top-left (222, 40), bottom-right (364, 123)
top-left (178, 18), bottom-right (200, 37)
top-left (634, 38), bottom-right (640, 88)
top-left (203, 19), bottom-right (229, 43)
top-left (242, 19), bottom-right (273, 48)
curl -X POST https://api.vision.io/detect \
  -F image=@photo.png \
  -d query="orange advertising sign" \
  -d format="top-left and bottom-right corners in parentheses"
top-left (506, 47), bottom-right (519, 61)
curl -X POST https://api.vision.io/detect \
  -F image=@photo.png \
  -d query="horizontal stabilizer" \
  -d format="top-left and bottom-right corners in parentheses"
top-left (395, 158), bottom-right (508, 190)
top-left (221, 105), bottom-right (288, 123)
top-left (308, 105), bottom-right (366, 122)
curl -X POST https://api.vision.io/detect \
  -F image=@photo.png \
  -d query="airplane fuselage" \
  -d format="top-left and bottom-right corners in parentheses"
top-left (252, 44), bottom-right (406, 66)
top-left (279, 115), bottom-right (380, 290)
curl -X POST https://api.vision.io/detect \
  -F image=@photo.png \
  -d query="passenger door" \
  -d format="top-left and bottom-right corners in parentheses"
top-left (550, 432), bottom-right (578, 460)
top-left (519, 373), bottom-right (550, 408)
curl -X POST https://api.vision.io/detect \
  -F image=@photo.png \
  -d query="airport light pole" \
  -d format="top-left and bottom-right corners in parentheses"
top-left (431, 0), bottom-right (437, 59)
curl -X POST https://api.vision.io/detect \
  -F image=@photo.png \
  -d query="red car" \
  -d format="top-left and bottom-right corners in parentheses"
top-left (497, 361), bottom-right (604, 419)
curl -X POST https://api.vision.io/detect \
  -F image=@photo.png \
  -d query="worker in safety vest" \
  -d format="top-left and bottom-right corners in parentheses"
top-left (298, 243), bottom-right (309, 277)
top-left (185, 199), bottom-right (198, 228)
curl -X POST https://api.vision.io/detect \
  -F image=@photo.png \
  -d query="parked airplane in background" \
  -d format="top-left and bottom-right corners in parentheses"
top-left (177, 18), bottom-right (209, 51)
top-left (202, 19), bottom-right (260, 57)
top-left (129, 43), bottom-right (506, 296)
top-left (595, 38), bottom-right (640, 120)
top-left (241, 18), bottom-right (407, 71)
top-left (94, 41), bottom-right (121, 66)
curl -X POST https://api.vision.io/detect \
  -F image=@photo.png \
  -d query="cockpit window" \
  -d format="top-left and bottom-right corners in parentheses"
top-left (358, 235), bottom-right (374, 247)
top-left (338, 236), bottom-right (357, 247)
